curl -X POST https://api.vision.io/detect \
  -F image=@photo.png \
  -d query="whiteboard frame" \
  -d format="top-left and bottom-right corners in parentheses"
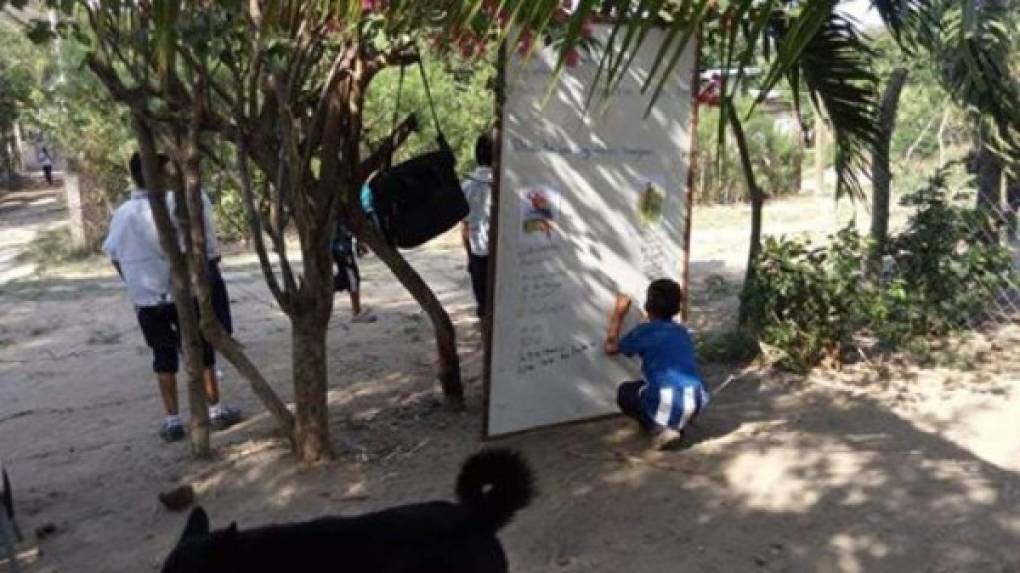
top-left (482, 27), bottom-right (701, 441)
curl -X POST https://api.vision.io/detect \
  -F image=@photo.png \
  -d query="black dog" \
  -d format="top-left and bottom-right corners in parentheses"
top-left (162, 449), bottom-right (534, 572)
top-left (1, 468), bottom-right (12, 524)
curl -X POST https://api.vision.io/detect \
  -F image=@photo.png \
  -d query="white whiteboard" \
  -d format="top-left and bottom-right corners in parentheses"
top-left (486, 26), bottom-right (696, 437)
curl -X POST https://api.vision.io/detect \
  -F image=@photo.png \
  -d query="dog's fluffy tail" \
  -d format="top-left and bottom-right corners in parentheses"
top-left (456, 449), bottom-right (534, 531)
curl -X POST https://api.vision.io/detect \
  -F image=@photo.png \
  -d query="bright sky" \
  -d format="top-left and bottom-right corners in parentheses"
top-left (839, 0), bottom-right (887, 31)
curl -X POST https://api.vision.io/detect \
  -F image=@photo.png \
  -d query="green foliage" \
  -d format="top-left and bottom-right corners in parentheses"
top-left (0, 23), bottom-right (46, 176)
top-left (696, 106), bottom-right (804, 204)
top-left (33, 37), bottom-right (133, 206)
top-left (742, 228), bottom-right (865, 372)
top-left (871, 33), bottom-right (971, 166)
top-left (744, 113), bottom-right (804, 198)
top-left (363, 58), bottom-right (494, 175)
top-left (204, 155), bottom-right (250, 243)
top-left (880, 170), bottom-right (1014, 338)
top-left (744, 169), bottom-right (1016, 371)
top-left (202, 57), bottom-right (495, 241)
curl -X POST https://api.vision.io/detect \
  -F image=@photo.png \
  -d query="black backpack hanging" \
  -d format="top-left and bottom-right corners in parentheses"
top-left (370, 55), bottom-right (469, 249)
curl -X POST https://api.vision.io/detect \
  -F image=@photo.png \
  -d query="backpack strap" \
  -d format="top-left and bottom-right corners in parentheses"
top-left (416, 51), bottom-right (444, 143)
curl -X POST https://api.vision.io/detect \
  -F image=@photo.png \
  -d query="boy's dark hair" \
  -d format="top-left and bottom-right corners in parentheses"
top-left (475, 133), bottom-right (493, 167)
top-left (644, 278), bottom-right (683, 319)
top-left (129, 151), bottom-right (170, 189)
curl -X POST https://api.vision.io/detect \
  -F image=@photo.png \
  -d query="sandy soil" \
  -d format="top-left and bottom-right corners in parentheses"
top-left (1, 186), bottom-right (1018, 572)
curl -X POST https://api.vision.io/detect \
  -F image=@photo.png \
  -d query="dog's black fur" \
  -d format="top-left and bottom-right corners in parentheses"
top-left (1, 469), bottom-right (12, 522)
top-left (162, 449), bottom-right (534, 573)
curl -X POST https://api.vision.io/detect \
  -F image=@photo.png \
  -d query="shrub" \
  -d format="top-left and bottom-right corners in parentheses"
top-left (743, 169), bottom-right (1016, 371)
top-left (882, 170), bottom-right (1014, 336)
top-left (741, 228), bottom-right (866, 372)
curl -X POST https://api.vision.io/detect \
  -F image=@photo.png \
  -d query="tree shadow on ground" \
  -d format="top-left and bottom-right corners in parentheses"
top-left (128, 361), bottom-right (1020, 573)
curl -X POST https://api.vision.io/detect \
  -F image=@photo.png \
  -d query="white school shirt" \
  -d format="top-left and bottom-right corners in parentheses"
top-left (102, 189), bottom-right (221, 307)
top-left (462, 166), bottom-right (493, 256)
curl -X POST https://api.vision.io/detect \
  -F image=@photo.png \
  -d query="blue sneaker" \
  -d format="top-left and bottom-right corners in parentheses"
top-left (159, 420), bottom-right (186, 443)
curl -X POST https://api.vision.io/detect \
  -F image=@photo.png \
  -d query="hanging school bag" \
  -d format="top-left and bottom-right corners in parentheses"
top-left (369, 56), bottom-right (469, 249)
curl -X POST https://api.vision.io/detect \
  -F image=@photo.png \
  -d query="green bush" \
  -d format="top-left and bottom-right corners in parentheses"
top-left (881, 170), bottom-right (1014, 337)
top-left (743, 169), bottom-right (1016, 371)
top-left (742, 228), bottom-right (866, 372)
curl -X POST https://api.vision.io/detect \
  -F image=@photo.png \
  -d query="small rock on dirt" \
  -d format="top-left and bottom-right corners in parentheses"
top-left (35, 522), bottom-right (58, 540)
top-left (158, 485), bottom-right (195, 512)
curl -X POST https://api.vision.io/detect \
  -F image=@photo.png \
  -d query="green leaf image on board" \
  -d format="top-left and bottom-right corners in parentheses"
top-left (638, 181), bottom-right (665, 225)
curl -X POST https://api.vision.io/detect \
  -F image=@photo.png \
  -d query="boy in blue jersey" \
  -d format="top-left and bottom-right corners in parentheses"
top-left (604, 278), bottom-right (709, 450)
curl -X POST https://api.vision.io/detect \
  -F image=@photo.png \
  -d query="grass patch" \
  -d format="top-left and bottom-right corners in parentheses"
top-left (16, 227), bottom-right (97, 272)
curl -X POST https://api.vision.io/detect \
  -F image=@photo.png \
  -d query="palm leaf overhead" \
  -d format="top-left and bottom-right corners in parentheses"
top-left (869, 0), bottom-right (1019, 150)
top-left (15, 0), bottom-right (1014, 189)
top-left (793, 12), bottom-right (881, 199)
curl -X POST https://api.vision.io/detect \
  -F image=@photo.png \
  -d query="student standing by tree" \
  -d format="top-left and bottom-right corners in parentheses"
top-left (332, 219), bottom-right (375, 323)
top-left (103, 152), bottom-right (242, 442)
top-left (461, 133), bottom-right (494, 318)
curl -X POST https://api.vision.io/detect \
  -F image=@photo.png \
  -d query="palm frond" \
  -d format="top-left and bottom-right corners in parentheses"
top-left (870, 0), bottom-right (932, 44)
top-left (796, 13), bottom-right (880, 200)
top-left (933, 0), bottom-right (1020, 132)
top-left (876, 0), bottom-right (1020, 152)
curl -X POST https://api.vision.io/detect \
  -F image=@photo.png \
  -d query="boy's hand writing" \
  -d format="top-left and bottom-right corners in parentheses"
top-left (613, 294), bottom-right (632, 316)
top-left (603, 337), bottom-right (619, 355)
top-left (604, 293), bottom-right (631, 355)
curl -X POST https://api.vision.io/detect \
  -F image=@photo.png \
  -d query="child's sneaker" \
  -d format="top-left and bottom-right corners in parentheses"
top-left (159, 419), bottom-right (186, 443)
top-left (209, 405), bottom-right (243, 431)
top-left (651, 427), bottom-right (684, 451)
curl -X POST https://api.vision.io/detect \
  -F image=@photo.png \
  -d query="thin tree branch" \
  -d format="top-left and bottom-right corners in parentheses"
top-left (358, 113), bottom-right (419, 182)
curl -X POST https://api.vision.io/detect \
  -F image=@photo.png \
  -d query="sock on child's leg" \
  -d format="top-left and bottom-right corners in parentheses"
top-left (165, 414), bottom-right (183, 427)
top-left (209, 403), bottom-right (224, 418)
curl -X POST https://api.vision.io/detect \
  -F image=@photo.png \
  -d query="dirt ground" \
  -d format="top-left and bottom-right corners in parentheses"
top-left (1, 185), bottom-right (1018, 572)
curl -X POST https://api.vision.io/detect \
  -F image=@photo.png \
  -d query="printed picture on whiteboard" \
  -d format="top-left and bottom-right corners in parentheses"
top-left (521, 187), bottom-right (558, 242)
top-left (637, 179), bottom-right (666, 226)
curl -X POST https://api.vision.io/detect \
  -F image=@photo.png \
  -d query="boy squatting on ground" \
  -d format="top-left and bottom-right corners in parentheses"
top-left (604, 278), bottom-right (710, 450)
top-left (103, 152), bottom-right (242, 443)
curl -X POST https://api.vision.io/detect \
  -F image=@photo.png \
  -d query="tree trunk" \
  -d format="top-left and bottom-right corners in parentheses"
top-left (1007, 174), bottom-right (1020, 242)
top-left (814, 107), bottom-right (828, 195)
top-left (742, 191), bottom-right (765, 322)
top-left (178, 129), bottom-right (297, 447)
top-left (974, 137), bottom-right (1004, 244)
top-left (291, 315), bottom-right (332, 461)
top-left (729, 105), bottom-right (766, 326)
top-left (355, 222), bottom-right (464, 409)
top-left (869, 68), bottom-right (909, 278)
top-left (132, 119), bottom-right (211, 458)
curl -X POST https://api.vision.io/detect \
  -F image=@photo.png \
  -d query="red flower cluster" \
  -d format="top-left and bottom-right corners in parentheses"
top-left (697, 75), bottom-right (721, 106)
